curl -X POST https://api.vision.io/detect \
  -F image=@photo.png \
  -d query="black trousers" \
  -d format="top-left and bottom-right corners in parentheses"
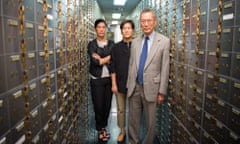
top-left (90, 77), bottom-right (112, 131)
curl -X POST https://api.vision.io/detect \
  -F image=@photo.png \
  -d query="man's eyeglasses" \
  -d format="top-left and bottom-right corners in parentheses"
top-left (140, 19), bottom-right (153, 24)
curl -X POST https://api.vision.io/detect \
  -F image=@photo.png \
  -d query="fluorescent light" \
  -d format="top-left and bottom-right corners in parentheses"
top-left (112, 21), bottom-right (118, 24)
top-left (114, 0), bottom-right (126, 6)
top-left (112, 13), bottom-right (121, 19)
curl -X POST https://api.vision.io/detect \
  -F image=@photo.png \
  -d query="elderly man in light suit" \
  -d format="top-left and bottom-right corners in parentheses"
top-left (127, 8), bottom-right (170, 144)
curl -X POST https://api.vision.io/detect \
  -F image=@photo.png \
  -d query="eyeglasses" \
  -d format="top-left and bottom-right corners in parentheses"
top-left (140, 19), bottom-right (153, 24)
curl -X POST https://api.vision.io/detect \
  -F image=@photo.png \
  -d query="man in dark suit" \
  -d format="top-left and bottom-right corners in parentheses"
top-left (127, 8), bottom-right (170, 144)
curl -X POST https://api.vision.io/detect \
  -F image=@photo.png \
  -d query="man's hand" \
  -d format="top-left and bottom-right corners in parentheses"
top-left (157, 94), bottom-right (165, 105)
top-left (111, 84), bottom-right (118, 94)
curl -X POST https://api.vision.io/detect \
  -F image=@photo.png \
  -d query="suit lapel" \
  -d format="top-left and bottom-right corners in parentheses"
top-left (145, 33), bottom-right (162, 69)
top-left (135, 37), bottom-right (143, 69)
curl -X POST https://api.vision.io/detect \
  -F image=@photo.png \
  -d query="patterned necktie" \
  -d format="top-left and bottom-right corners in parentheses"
top-left (137, 36), bottom-right (149, 84)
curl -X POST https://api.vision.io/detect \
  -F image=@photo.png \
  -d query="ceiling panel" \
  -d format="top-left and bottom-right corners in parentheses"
top-left (96, 0), bottom-right (141, 24)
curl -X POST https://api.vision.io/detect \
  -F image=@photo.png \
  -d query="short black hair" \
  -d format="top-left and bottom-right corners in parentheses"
top-left (120, 20), bottom-right (135, 30)
top-left (94, 18), bottom-right (107, 28)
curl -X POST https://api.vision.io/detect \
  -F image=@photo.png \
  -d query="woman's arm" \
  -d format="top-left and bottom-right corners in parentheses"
top-left (92, 54), bottom-right (110, 65)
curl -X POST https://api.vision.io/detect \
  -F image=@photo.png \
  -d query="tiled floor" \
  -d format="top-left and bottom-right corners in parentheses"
top-left (87, 95), bottom-right (160, 144)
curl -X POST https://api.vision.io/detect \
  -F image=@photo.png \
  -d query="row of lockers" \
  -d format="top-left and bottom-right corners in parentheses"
top-left (0, 110), bottom-right (79, 144)
top-left (165, 0), bottom-right (240, 143)
top-left (0, 66), bottom-right (81, 135)
top-left (1, 17), bottom-right (240, 55)
top-left (175, 27), bottom-right (240, 52)
top-left (172, 50), bottom-right (240, 77)
top-left (165, 0), bottom-right (240, 26)
top-left (157, 100), bottom-right (239, 143)
top-left (1, 1), bottom-right (240, 53)
top-left (1, 48), bottom-right (240, 95)
top-left (161, 0), bottom-right (240, 32)
top-left (0, 0), bottom-right (80, 26)
top-left (0, 0), bottom-right (93, 143)
top-left (169, 114), bottom-right (239, 144)
top-left (171, 95), bottom-right (240, 135)
top-left (0, 46), bottom-right (82, 94)
top-left (0, 52), bottom-right (239, 94)
top-left (0, 17), bottom-right (80, 54)
top-left (168, 61), bottom-right (240, 142)
top-left (172, 66), bottom-right (240, 106)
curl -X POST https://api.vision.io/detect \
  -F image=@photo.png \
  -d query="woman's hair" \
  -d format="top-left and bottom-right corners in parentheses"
top-left (120, 20), bottom-right (135, 30)
top-left (94, 18), bottom-right (107, 28)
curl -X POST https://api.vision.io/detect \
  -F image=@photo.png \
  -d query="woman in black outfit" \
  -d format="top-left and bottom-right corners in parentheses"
top-left (87, 19), bottom-right (114, 142)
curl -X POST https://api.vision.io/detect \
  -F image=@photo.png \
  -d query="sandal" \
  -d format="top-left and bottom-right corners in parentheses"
top-left (99, 128), bottom-right (110, 142)
top-left (117, 131), bottom-right (126, 142)
top-left (102, 128), bottom-right (110, 139)
top-left (98, 131), bottom-right (104, 140)
top-left (98, 129), bottom-right (109, 142)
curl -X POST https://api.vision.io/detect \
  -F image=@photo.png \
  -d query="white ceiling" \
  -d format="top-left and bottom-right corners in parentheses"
top-left (96, 0), bottom-right (141, 24)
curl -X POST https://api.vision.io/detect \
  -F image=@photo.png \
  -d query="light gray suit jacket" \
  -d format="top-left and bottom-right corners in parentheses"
top-left (127, 31), bottom-right (170, 102)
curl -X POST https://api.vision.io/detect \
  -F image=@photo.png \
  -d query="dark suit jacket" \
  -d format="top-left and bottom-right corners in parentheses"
top-left (127, 31), bottom-right (170, 102)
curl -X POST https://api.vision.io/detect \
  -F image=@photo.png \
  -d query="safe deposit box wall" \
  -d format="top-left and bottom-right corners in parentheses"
top-left (0, 0), bottom-right (94, 143)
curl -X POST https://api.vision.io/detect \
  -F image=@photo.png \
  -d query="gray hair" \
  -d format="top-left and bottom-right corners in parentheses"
top-left (140, 8), bottom-right (156, 19)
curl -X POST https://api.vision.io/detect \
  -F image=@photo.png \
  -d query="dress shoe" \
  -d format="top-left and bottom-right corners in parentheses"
top-left (117, 131), bottom-right (125, 142)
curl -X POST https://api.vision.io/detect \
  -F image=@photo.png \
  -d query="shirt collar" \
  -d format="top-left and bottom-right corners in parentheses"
top-left (143, 31), bottom-right (155, 41)
top-left (122, 40), bottom-right (131, 48)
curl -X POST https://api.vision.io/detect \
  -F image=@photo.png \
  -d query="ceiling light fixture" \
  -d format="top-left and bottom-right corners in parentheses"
top-left (112, 13), bottom-right (121, 19)
top-left (112, 21), bottom-right (118, 24)
top-left (113, 0), bottom-right (126, 6)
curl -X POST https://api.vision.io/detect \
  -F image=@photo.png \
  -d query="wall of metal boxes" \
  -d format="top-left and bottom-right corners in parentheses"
top-left (130, 0), bottom-right (240, 143)
top-left (0, 0), bottom-right (95, 143)
top-left (1, 0), bottom-right (240, 143)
